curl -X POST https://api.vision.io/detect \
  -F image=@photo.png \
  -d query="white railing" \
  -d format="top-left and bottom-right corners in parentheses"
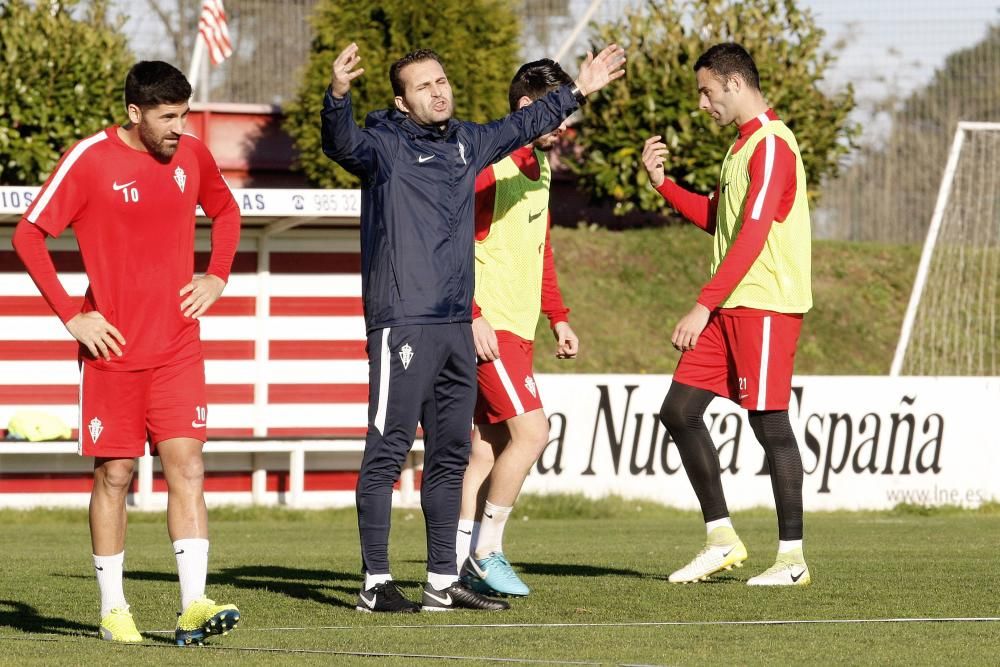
top-left (0, 439), bottom-right (424, 510)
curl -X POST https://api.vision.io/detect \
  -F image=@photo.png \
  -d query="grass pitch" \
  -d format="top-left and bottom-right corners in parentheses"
top-left (0, 496), bottom-right (997, 665)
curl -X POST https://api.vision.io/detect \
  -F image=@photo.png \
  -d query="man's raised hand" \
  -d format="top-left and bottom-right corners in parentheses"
top-left (642, 136), bottom-right (669, 188)
top-left (574, 44), bottom-right (626, 97)
top-left (330, 42), bottom-right (365, 98)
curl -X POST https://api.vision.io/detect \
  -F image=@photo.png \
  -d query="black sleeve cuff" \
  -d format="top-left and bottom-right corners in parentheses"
top-left (324, 88), bottom-right (350, 109)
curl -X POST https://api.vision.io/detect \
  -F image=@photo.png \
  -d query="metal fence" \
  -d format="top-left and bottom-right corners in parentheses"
top-left (116, 0), bottom-right (314, 105)
top-left (116, 0), bottom-right (1000, 242)
top-left (119, 0), bottom-right (579, 104)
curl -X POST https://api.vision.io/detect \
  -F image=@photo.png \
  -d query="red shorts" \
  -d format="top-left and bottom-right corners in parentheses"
top-left (79, 357), bottom-right (208, 457)
top-left (475, 331), bottom-right (544, 425)
top-left (673, 309), bottom-right (803, 411)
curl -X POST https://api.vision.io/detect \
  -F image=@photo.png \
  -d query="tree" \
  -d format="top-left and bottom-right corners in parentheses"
top-left (821, 24), bottom-right (1000, 242)
top-left (0, 0), bottom-right (133, 185)
top-left (142, 0), bottom-right (199, 75)
top-left (283, 0), bottom-right (521, 188)
top-left (566, 0), bottom-right (857, 217)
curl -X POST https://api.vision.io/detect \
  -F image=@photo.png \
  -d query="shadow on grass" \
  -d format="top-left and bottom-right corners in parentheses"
top-left (517, 562), bottom-right (645, 578)
top-left (122, 565), bottom-right (362, 609)
top-left (648, 573), bottom-right (743, 584)
top-left (0, 599), bottom-right (93, 637)
top-left (400, 558), bottom-right (648, 579)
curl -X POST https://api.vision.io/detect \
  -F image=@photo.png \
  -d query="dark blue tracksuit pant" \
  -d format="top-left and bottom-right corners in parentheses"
top-left (357, 322), bottom-right (476, 576)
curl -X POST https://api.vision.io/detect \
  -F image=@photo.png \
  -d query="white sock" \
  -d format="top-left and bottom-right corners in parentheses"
top-left (471, 521), bottom-right (481, 554)
top-left (427, 572), bottom-right (458, 591)
top-left (364, 572), bottom-right (392, 590)
top-left (705, 517), bottom-right (734, 534)
top-left (456, 519), bottom-right (475, 571)
top-left (474, 501), bottom-right (512, 558)
top-left (778, 539), bottom-right (803, 555)
top-left (93, 551), bottom-right (127, 619)
top-left (173, 538), bottom-right (209, 610)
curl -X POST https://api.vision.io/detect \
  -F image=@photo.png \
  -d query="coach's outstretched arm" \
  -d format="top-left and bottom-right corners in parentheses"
top-left (320, 42), bottom-right (382, 180)
top-left (573, 44), bottom-right (627, 97)
top-left (642, 136), bottom-right (717, 234)
top-left (470, 44), bottom-right (627, 172)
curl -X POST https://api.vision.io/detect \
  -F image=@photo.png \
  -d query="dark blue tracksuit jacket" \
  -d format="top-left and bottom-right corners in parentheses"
top-left (320, 85), bottom-right (580, 333)
top-left (320, 84), bottom-right (581, 577)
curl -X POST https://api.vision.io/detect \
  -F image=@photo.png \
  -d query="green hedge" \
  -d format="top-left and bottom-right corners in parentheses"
top-left (567, 0), bottom-right (858, 215)
top-left (284, 0), bottom-right (521, 188)
top-left (0, 0), bottom-right (133, 185)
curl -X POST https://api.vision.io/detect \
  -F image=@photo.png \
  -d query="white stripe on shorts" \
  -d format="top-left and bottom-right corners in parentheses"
top-left (77, 364), bottom-right (85, 456)
top-left (492, 358), bottom-right (525, 416)
top-left (756, 316), bottom-right (772, 411)
top-left (373, 328), bottom-right (391, 435)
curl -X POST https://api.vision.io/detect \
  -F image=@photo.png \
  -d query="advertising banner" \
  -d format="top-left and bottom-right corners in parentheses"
top-left (525, 375), bottom-right (999, 510)
top-left (0, 186), bottom-right (361, 219)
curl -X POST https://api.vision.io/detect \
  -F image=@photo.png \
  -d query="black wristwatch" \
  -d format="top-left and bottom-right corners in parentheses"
top-left (570, 84), bottom-right (587, 106)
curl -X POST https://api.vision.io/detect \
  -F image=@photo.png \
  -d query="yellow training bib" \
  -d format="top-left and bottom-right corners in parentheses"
top-left (714, 120), bottom-right (812, 313)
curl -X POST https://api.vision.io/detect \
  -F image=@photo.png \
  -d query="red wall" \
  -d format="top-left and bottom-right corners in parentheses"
top-left (186, 103), bottom-right (305, 188)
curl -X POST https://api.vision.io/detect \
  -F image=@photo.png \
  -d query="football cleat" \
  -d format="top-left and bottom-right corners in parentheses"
top-left (668, 526), bottom-right (748, 583)
top-left (461, 552), bottom-right (530, 597)
top-left (355, 581), bottom-right (421, 613)
top-left (174, 597), bottom-right (240, 646)
top-left (98, 607), bottom-right (142, 643)
top-left (421, 580), bottom-right (510, 611)
top-left (747, 548), bottom-right (812, 586)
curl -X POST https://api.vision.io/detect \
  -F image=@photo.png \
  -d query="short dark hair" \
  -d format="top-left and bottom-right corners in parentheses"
top-left (507, 58), bottom-right (574, 112)
top-left (694, 43), bottom-right (760, 91)
top-left (389, 49), bottom-right (445, 97)
top-left (124, 61), bottom-right (191, 108)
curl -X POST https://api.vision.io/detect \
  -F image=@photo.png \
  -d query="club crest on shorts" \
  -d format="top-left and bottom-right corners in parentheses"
top-left (524, 375), bottom-right (537, 398)
top-left (88, 417), bottom-right (104, 443)
top-left (399, 343), bottom-right (414, 370)
top-left (173, 166), bottom-right (186, 192)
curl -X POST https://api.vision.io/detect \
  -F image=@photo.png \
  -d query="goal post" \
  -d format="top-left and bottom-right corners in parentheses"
top-left (891, 122), bottom-right (1000, 376)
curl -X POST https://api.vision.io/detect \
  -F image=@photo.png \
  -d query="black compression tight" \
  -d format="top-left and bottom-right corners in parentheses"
top-left (658, 383), bottom-right (730, 522)
top-left (659, 382), bottom-right (804, 540)
top-left (748, 409), bottom-right (804, 540)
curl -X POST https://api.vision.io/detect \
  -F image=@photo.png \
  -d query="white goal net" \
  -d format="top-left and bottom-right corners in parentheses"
top-left (892, 122), bottom-right (1000, 376)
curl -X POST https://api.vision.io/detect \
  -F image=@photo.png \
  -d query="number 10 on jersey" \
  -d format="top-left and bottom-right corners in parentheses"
top-left (113, 180), bottom-right (140, 203)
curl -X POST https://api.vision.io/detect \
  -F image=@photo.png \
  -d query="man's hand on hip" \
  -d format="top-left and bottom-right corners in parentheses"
top-left (180, 274), bottom-right (226, 319)
top-left (66, 311), bottom-right (125, 361)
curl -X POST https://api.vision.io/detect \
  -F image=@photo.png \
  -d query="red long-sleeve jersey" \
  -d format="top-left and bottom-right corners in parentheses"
top-left (13, 127), bottom-right (240, 370)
